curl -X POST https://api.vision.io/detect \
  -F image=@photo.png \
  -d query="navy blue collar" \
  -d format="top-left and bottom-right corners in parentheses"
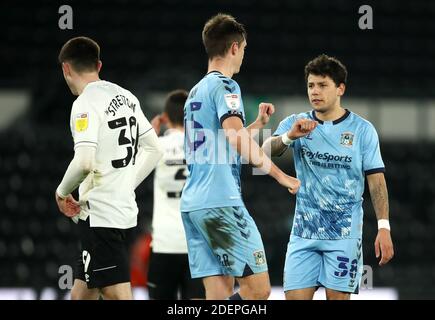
top-left (206, 70), bottom-right (223, 76)
top-left (312, 109), bottom-right (350, 125)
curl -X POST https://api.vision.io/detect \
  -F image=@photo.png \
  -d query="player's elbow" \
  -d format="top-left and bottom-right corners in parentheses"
top-left (75, 156), bottom-right (94, 175)
top-left (261, 137), bottom-right (271, 151)
top-left (74, 146), bottom-right (96, 176)
top-left (78, 161), bottom-right (93, 175)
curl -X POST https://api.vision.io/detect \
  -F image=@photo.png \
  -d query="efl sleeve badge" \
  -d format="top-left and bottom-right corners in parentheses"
top-left (75, 112), bottom-right (89, 132)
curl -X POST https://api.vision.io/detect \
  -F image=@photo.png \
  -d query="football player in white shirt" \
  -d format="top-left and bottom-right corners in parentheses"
top-left (55, 37), bottom-right (163, 300)
top-left (147, 90), bottom-right (204, 299)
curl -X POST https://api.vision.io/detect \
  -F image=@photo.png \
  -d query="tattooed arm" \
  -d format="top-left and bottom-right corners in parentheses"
top-left (262, 135), bottom-right (288, 157)
top-left (367, 172), bottom-right (394, 266)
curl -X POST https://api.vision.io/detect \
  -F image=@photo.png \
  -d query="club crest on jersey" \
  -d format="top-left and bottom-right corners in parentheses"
top-left (224, 94), bottom-right (240, 110)
top-left (75, 112), bottom-right (88, 132)
top-left (340, 132), bottom-right (354, 147)
top-left (253, 250), bottom-right (266, 266)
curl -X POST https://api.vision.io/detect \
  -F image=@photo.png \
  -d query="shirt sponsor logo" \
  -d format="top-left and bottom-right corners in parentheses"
top-left (301, 147), bottom-right (352, 163)
top-left (75, 112), bottom-right (88, 132)
top-left (224, 94), bottom-right (241, 110)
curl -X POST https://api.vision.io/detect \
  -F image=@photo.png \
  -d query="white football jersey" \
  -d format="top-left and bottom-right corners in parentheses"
top-left (70, 80), bottom-right (152, 228)
top-left (152, 129), bottom-right (188, 253)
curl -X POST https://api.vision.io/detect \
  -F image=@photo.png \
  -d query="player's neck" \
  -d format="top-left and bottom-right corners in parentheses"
top-left (75, 73), bottom-right (101, 95)
top-left (207, 59), bottom-right (234, 78)
top-left (315, 105), bottom-right (346, 122)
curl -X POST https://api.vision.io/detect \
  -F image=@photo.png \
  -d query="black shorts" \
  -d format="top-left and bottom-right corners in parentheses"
top-left (147, 251), bottom-right (205, 299)
top-left (75, 218), bottom-right (131, 289)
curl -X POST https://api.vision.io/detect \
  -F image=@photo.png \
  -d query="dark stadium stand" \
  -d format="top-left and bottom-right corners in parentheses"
top-left (1, 0), bottom-right (435, 97)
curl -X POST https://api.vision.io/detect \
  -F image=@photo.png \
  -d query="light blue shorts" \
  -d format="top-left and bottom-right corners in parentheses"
top-left (181, 206), bottom-right (268, 278)
top-left (284, 235), bottom-right (363, 293)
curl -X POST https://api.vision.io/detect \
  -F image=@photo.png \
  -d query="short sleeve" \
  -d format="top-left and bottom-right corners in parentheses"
top-left (213, 80), bottom-right (245, 127)
top-left (135, 104), bottom-right (153, 138)
top-left (70, 97), bottom-right (100, 150)
top-left (273, 115), bottom-right (297, 136)
top-left (362, 124), bottom-right (385, 175)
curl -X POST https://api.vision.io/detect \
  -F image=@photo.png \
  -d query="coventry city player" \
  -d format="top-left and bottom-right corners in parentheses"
top-left (181, 14), bottom-right (300, 300)
top-left (262, 54), bottom-right (394, 300)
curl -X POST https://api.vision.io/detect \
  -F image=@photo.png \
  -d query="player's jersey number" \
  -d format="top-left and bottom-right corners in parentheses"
top-left (108, 116), bottom-right (139, 169)
top-left (185, 102), bottom-right (205, 153)
top-left (167, 167), bottom-right (187, 199)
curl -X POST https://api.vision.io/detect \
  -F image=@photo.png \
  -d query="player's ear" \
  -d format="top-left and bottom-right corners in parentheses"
top-left (97, 60), bottom-right (102, 72)
top-left (62, 62), bottom-right (70, 77)
top-left (230, 42), bottom-right (238, 56)
top-left (337, 83), bottom-right (346, 96)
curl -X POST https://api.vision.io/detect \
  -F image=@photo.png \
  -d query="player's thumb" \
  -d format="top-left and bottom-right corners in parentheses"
top-left (260, 104), bottom-right (266, 114)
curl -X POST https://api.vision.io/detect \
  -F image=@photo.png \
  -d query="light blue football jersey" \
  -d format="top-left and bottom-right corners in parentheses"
top-left (274, 110), bottom-right (385, 240)
top-left (181, 71), bottom-right (246, 211)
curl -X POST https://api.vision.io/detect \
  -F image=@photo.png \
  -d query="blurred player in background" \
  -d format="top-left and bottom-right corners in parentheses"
top-left (146, 89), bottom-right (205, 299)
top-left (55, 36), bottom-right (162, 300)
top-left (262, 54), bottom-right (394, 300)
top-left (181, 14), bottom-right (301, 300)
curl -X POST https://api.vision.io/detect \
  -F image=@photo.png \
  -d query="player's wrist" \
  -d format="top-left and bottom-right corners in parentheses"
top-left (55, 188), bottom-right (67, 200)
top-left (254, 117), bottom-right (266, 127)
top-left (281, 132), bottom-right (294, 146)
top-left (378, 219), bottom-right (390, 231)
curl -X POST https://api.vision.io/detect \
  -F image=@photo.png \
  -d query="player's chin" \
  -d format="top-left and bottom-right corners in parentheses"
top-left (311, 103), bottom-right (327, 112)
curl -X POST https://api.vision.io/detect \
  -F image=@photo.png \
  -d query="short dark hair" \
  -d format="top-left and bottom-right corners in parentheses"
top-left (304, 54), bottom-right (347, 86)
top-left (58, 36), bottom-right (100, 72)
top-left (202, 13), bottom-right (247, 59)
top-left (164, 89), bottom-right (188, 126)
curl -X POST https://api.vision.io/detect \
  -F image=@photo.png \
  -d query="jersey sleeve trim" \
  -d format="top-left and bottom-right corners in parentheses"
top-left (74, 141), bottom-right (98, 147)
top-left (139, 127), bottom-right (153, 137)
top-left (365, 167), bottom-right (385, 176)
top-left (219, 113), bottom-right (245, 127)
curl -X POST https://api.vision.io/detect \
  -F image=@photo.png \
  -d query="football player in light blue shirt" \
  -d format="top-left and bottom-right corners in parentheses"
top-left (181, 14), bottom-right (300, 300)
top-left (262, 54), bottom-right (394, 300)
